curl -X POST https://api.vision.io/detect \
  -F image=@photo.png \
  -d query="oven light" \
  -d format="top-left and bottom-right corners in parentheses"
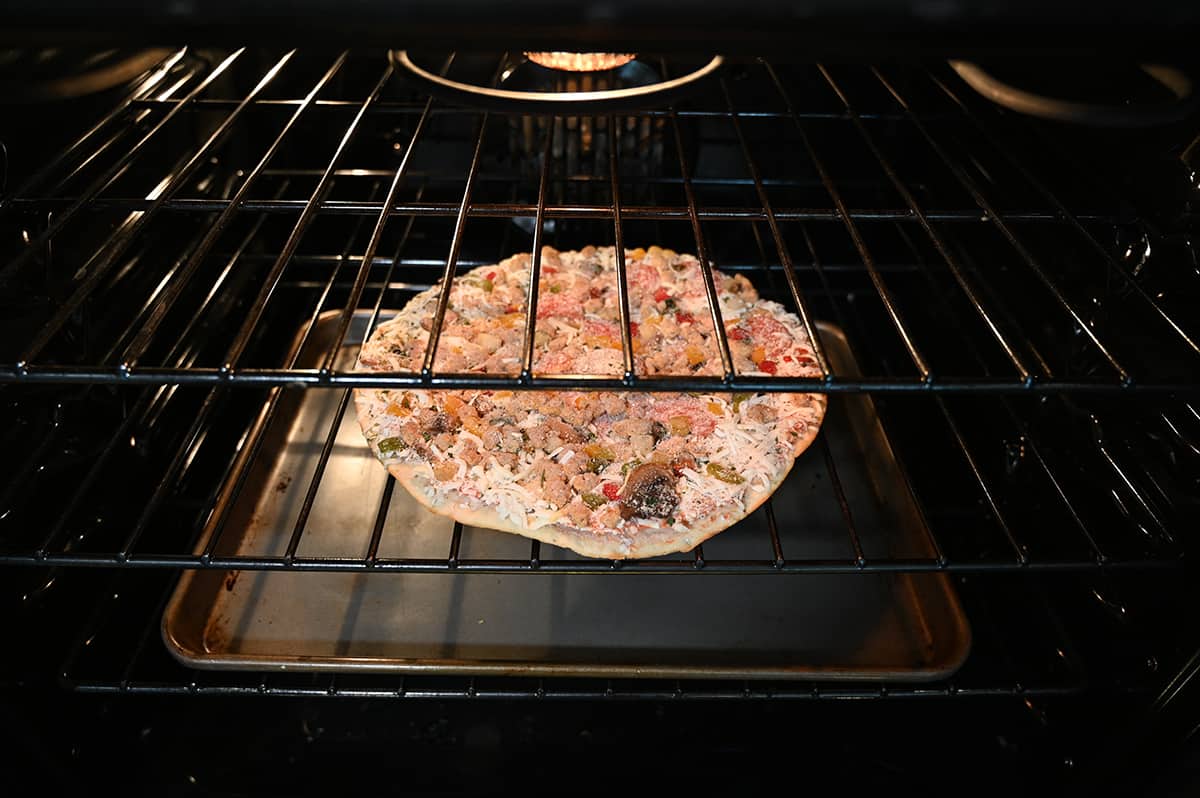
top-left (523, 52), bottom-right (637, 72)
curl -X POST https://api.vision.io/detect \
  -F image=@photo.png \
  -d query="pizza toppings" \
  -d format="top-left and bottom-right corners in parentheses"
top-left (706, 462), bottom-right (745, 485)
top-left (651, 397), bottom-right (716, 437)
top-left (669, 452), bottom-right (698, 475)
top-left (423, 411), bottom-right (457, 435)
top-left (355, 245), bottom-right (828, 552)
top-left (377, 437), bottom-right (406, 456)
top-left (618, 463), bottom-right (680, 520)
top-left (581, 492), bottom-right (608, 510)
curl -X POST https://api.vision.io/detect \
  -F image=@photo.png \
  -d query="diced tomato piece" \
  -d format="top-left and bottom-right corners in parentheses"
top-left (783, 356), bottom-right (793, 363)
top-left (629, 322), bottom-right (639, 337)
top-left (653, 287), bottom-right (670, 302)
top-left (602, 482), bottom-right (620, 501)
top-left (589, 286), bottom-right (604, 299)
top-left (675, 312), bottom-right (695, 325)
top-left (759, 360), bottom-right (778, 375)
top-left (728, 327), bottom-right (748, 341)
top-left (486, 271), bottom-right (496, 282)
top-left (543, 266), bottom-right (558, 274)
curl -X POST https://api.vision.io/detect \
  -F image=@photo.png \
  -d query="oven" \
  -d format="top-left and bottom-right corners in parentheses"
top-left (2, 4), bottom-right (1199, 794)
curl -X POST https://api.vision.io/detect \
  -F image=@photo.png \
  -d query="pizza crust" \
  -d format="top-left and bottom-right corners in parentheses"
top-left (352, 245), bottom-right (827, 560)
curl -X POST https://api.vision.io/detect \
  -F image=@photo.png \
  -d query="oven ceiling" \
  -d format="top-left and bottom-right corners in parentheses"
top-left (1, 0), bottom-right (1198, 57)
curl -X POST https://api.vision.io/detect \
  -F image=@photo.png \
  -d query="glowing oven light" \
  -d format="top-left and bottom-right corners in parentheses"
top-left (523, 52), bottom-right (637, 72)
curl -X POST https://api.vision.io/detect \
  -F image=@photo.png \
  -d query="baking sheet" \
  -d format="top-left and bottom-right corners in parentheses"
top-left (163, 312), bottom-right (970, 680)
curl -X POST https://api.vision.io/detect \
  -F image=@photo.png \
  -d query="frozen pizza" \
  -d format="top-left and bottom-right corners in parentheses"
top-left (353, 245), bottom-right (826, 559)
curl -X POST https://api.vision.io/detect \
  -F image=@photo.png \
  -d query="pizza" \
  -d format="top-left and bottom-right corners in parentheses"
top-left (353, 245), bottom-right (826, 559)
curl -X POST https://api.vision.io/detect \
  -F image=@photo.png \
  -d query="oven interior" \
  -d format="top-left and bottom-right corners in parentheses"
top-left (2, 40), bottom-right (1200, 794)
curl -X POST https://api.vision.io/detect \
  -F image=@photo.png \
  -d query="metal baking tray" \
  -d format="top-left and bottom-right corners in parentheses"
top-left (163, 311), bottom-right (970, 680)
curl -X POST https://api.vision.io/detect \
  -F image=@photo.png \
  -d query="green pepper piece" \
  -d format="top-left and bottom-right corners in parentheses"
top-left (377, 437), bottom-right (407, 457)
top-left (706, 462), bottom-right (745, 484)
top-left (621, 459), bottom-right (643, 476)
top-left (581, 493), bottom-right (607, 510)
top-left (731, 393), bottom-right (753, 413)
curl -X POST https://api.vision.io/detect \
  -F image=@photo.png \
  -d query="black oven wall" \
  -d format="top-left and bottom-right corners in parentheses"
top-left (2, 0), bottom-right (1200, 58)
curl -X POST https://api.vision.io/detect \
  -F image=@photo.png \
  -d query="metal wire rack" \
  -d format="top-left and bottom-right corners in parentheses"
top-left (24, 563), bottom-right (1161, 700)
top-left (0, 48), bottom-right (1194, 578)
top-left (0, 386), bottom-right (1188, 574)
top-left (0, 48), bottom-right (1197, 392)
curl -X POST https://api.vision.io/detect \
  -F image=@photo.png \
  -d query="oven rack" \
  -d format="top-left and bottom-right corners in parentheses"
top-left (0, 380), bottom-right (1187, 574)
top-left (0, 295), bottom-right (1189, 574)
top-left (28, 563), bottom-right (1159, 703)
top-left (0, 55), bottom-right (1192, 575)
top-left (1, 49), bottom-right (1197, 394)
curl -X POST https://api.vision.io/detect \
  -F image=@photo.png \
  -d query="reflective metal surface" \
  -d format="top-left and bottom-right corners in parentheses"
top-left (163, 312), bottom-right (970, 679)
